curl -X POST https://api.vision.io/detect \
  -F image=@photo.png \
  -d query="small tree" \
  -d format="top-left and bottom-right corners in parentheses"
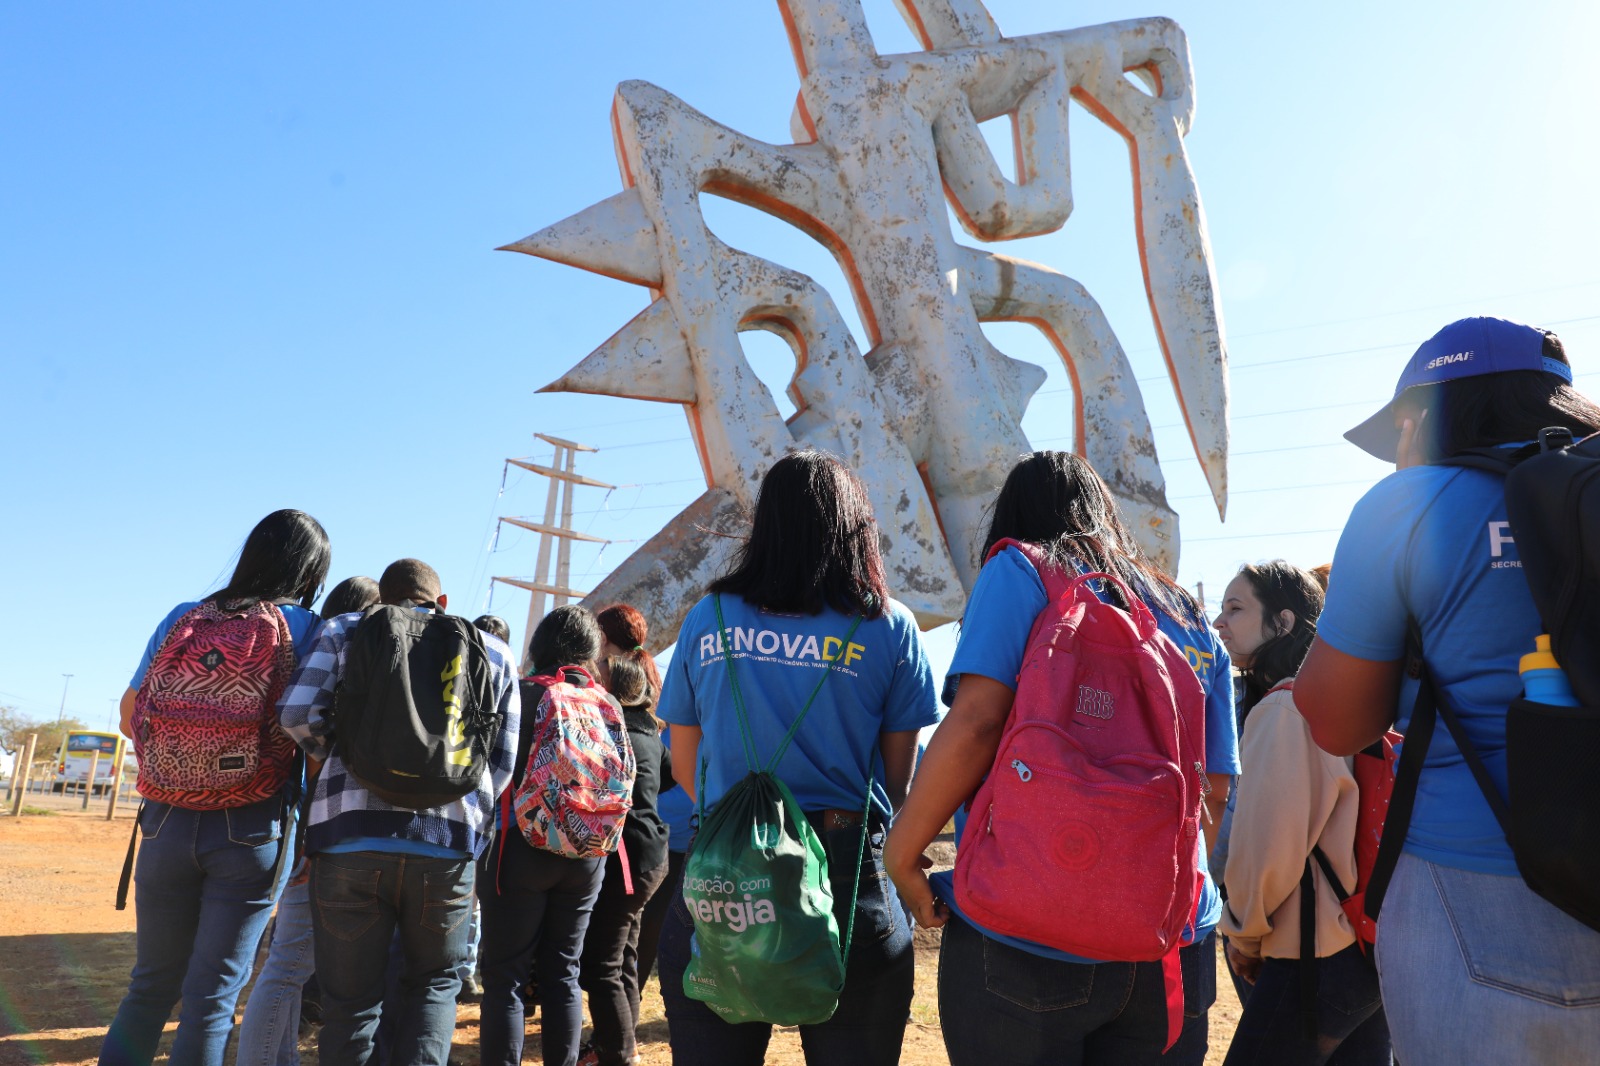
top-left (0, 704), bottom-right (40, 755)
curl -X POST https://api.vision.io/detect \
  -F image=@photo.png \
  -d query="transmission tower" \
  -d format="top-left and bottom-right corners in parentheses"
top-left (493, 433), bottom-right (614, 672)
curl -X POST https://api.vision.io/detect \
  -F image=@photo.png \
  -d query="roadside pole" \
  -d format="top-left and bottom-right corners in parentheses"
top-left (9, 735), bottom-right (37, 817)
top-left (82, 751), bottom-right (100, 810)
top-left (106, 752), bottom-right (126, 820)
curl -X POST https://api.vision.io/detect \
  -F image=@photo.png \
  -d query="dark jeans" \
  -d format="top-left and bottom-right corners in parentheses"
top-left (635, 848), bottom-right (687, 987)
top-left (579, 852), bottom-right (671, 1066)
top-left (658, 824), bottom-right (914, 1066)
top-left (938, 915), bottom-right (1216, 1066)
top-left (477, 836), bottom-right (604, 1066)
top-left (100, 798), bottom-right (290, 1066)
top-left (1222, 944), bottom-right (1391, 1065)
top-left (310, 851), bottom-right (475, 1066)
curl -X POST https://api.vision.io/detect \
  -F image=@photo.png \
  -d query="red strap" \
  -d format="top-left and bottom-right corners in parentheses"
top-left (1161, 946), bottom-right (1184, 1051)
top-left (1268, 679), bottom-right (1296, 695)
top-left (619, 838), bottom-right (634, 896)
top-left (1163, 869), bottom-right (1205, 1051)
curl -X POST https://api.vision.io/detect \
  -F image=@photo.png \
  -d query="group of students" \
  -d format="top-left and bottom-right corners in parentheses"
top-left (100, 314), bottom-right (1600, 1066)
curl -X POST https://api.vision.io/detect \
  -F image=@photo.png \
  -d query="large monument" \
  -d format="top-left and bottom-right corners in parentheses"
top-left (504, 0), bottom-right (1230, 651)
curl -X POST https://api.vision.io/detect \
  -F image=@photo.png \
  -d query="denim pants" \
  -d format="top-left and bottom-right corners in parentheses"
top-left (477, 835), bottom-right (605, 1066)
top-left (1376, 851), bottom-right (1600, 1065)
top-left (310, 851), bottom-right (475, 1066)
top-left (1221, 943), bottom-right (1390, 1065)
top-left (579, 852), bottom-right (671, 1066)
top-left (938, 915), bottom-right (1215, 1066)
top-left (657, 823), bottom-right (915, 1066)
top-left (238, 874), bottom-right (316, 1066)
top-left (99, 797), bottom-right (290, 1066)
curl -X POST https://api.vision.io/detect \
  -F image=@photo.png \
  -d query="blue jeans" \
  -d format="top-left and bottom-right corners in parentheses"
top-left (238, 874), bottom-right (316, 1066)
top-left (310, 851), bottom-right (475, 1066)
top-left (1376, 851), bottom-right (1600, 1065)
top-left (478, 835), bottom-right (605, 1066)
top-left (938, 916), bottom-right (1215, 1066)
top-left (657, 824), bottom-right (915, 1066)
top-left (99, 797), bottom-right (290, 1066)
top-left (1222, 944), bottom-right (1390, 1065)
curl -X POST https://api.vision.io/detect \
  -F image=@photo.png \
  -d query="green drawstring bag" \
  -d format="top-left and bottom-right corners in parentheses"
top-left (681, 597), bottom-right (871, 1026)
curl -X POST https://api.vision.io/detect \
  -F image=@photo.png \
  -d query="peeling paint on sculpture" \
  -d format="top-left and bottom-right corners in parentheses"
top-left (503, 0), bottom-right (1229, 650)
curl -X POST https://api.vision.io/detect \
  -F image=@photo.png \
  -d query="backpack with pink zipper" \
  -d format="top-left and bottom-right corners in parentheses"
top-left (953, 539), bottom-right (1207, 1048)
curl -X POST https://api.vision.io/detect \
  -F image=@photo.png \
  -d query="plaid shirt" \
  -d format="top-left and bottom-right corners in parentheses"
top-left (278, 610), bottom-right (521, 858)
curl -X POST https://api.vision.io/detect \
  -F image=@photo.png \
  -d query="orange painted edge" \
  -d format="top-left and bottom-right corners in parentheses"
top-left (1069, 85), bottom-right (1202, 473)
top-left (916, 462), bottom-right (949, 545)
top-left (739, 311), bottom-right (811, 424)
top-left (981, 313), bottom-right (1086, 455)
top-left (701, 177), bottom-right (882, 347)
top-left (684, 402), bottom-right (714, 490)
top-left (900, 0), bottom-right (935, 50)
top-left (777, 0), bottom-right (809, 80)
top-left (610, 95), bottom-right (637, 191)
top-left (794, 90), bottom-right (818, 144)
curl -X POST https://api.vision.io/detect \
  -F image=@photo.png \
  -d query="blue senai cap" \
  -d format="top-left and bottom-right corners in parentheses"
top-left (1345, 316), bottom-right (1572, 462)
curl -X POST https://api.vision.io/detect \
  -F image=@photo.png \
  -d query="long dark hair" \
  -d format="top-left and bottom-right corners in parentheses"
top-left (1234, 561), bottom-right (1324, 713)
top-left (528, 605), bottom-right (602, 677)
top-left (980, 451), bottom-right (1197, 623)
top-left (708, 450), bottom-right (888, 619)
top-left (1401, 336), bottom-right (1600, 461)
top-left (209, 509), bottom-right (331, 611)
top-left (596, 603), bottom-right (662, 698)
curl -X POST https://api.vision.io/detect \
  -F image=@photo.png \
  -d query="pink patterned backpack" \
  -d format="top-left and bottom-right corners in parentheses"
top-left (512, 667), bottom-right (636, 859)
top-left (132, 600), bottom-right (299, 810)
top-left (953, 539), bottom-right (1207, 1050)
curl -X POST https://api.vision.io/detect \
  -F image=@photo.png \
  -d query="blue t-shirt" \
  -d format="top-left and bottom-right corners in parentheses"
top-left (930, 546), bottom-right (1240, 961)
top-left (657, 728), bottom-right (696, 853)
top-left (1319, 465), bottom-right (1531, 876)
top-left (658, 593), bottom-right (939, 821)
top-left (131, 600), bottom-right (322, 687)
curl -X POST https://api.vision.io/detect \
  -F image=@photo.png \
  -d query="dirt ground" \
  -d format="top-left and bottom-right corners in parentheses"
top-left (0, 809), bottom-right (1240, 1065)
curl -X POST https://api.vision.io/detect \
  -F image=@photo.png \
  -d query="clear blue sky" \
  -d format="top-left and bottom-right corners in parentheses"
top-left (4, 1), bottom-right (1598, 732)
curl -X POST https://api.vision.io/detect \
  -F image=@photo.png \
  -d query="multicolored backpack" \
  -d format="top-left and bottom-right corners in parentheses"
top-left (132, 599), bottom-right (300, 810)
top-left (512, 666), bottom-right (636, 858)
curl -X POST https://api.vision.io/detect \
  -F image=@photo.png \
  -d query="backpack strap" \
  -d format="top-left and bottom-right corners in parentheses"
top-left (1310, 845), bottom-right (1351, 903)
top-left (710, 595), bottom-right (864, 776)
top-left (115, 804), bottom-right (142, 911)
top-left (1364, 624), bottom-right (1512, 922)
top-left (1299, 859), bottom-right (1319, 1038)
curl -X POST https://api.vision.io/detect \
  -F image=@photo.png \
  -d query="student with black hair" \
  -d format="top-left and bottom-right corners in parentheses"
top-left (323, 576), bottom-right (380, 620)
top-left (885, 452), bottom-right (1238, 1066)
top-left (656, 450), bottom-right (938, 1066)
top-left (479, 604), bottom-right (608, 1066)
top-left (101, 509), bottom-right (331, 1066)
top-left (1299, 317), bottom-right (1600, 1062)
top-left (473, 614), bottom-right (512, 645)
top-left (279, 558), bottom-right (522, 1066)
top-left (578, 650), bottom-right (674, 1066)
top-left (1215, 562), bottom-right (1390, 1065)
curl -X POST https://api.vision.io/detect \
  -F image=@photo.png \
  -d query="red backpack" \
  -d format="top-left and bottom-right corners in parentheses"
top-left (132, 600), bottom-right (300, 810)
top-left (953, 540), bottom-right (1207, 1049)
top-left (1286, 674), bottom-right (1399, 955)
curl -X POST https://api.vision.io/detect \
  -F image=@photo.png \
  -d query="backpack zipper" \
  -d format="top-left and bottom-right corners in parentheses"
top-left (1012, 759), bottom-right (1032, 782)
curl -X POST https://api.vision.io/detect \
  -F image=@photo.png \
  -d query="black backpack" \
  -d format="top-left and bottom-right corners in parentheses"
top-left (1367, 427), bottom-right (1600, 933)
top-left (332, 604), bottom-right (500, 810)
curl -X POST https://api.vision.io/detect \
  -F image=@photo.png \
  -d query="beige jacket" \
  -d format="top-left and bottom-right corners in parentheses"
top-left (1220, 684), bottom-right (1361, 960)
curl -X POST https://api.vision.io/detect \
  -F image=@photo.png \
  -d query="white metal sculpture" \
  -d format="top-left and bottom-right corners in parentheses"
top-left (504, 0), bottom-right (1229, 649)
